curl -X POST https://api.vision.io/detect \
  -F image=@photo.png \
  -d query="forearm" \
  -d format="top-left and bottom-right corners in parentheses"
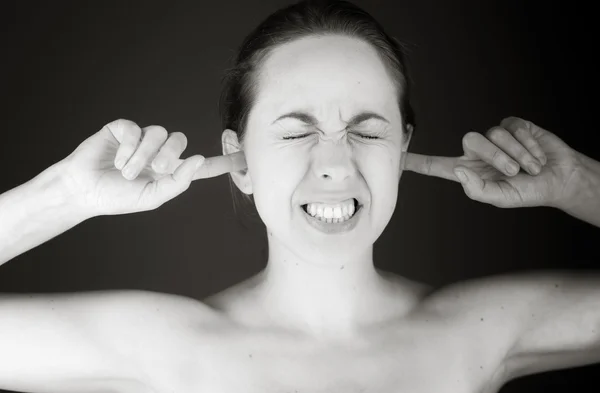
top-left (0, 161), bottom-right (90, 266)
top-left (557, 151), bottom-right (600, 228)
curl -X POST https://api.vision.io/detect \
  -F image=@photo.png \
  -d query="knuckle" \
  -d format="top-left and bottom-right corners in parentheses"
top-left (491, 148), bottom-right (504, 164)
top-left (110, 118), bottom-right (132, 128)
top-left (486, 126), bottom-right (507, 141)
top-left (104, 118), bottom-right (123, 130)
top-left (169, 132), bottom-right (188, 150)
top-left (122, 128), bottom-right (142, 148)
top-left (144, 125), bottom-right (169, 141)
top-left (500, 116), bottom-right (520, 126)
top-left (105, 119), bottom-right (141, 145)
top-left (462, 132), bottom-right (480, 149)
top-left (501, 116), bottom-right (530, 130)
top-left (122, 119), bottom-right (142, 134)
top-left (514, 127), bottom-right (530, 140)
top-left (516, 118), bottom-right (532, 130)
top-left (506, 117), bottom-right (531, 133)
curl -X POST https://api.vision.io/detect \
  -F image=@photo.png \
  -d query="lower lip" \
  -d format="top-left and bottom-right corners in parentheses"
top-left (300, 204), bottom-right (363, 234)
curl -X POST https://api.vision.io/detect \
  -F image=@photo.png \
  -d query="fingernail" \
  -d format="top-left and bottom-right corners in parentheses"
top-left (123, 165), bottom-right (136, 179)
top-left (529, 161), bottom-right (541, 174)
top-left (538, 155), bottom-right (547, 166)
top-left (455, 170), bottom-right (468, 183)
top-left (115, 157), bottom-right (126, 170)
top-left (154, 158), bottom-right (167, 171)
top-left (506, 162), bottom-right (519, 174)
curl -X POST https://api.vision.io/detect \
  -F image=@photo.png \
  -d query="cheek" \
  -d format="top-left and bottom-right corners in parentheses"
top-left (356, 144), bottom-right (400, 179)
top-left (251, 150), bottom-right (308, 218)
top-left (356, 147), bottom-right (400, 212)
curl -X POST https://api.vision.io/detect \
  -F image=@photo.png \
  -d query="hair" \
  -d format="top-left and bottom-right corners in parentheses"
top-left (218, 0), bottom-right (416, 224)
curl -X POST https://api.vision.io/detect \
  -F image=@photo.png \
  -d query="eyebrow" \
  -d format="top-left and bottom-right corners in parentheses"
top-left (271, 111), bottom-right (389, 127)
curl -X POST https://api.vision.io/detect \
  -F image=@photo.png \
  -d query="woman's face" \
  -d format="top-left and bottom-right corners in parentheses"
top-left (229, 35), bottom-right (410, 262)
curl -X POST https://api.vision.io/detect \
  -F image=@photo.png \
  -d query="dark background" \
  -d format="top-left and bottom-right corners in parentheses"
top-left (1, 0), bottom-right (598, 392)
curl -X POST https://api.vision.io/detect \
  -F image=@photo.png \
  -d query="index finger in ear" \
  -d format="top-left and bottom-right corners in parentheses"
top-left (191, 151), bottom-right (248, 180)
top-left (402, 152), bottom-right (458, 181)
top-left (500, 117), bottom-right (547, 165)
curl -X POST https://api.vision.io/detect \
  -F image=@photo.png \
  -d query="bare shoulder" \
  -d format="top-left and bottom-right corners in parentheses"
top-left (73, 289), bottom-right (223, 327)
top-left (85, 289), bottom-right (225, 389)
top-left (0, 289), bottom-right (223, 393)
top-left (419, 270), bottom-right (573, 328)
top-left (417, 271), bottom-right (582, 386)
top-left (117, 289), bottom-right (221, 320)
top-left (79, 289), bottom-right (225, 351)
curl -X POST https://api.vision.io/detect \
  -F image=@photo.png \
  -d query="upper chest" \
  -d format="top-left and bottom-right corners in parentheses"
top-left (151, 315), bottom-right (505, 393)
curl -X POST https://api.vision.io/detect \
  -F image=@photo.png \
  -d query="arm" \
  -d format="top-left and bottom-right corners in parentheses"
top-left (0, 290), bottom-right (151, 392)
top-left (0, 289), bottom-right (209, 393)
top-left (500, 271), bottom-right (600, 380)
top-left (0, 159), bottom-right (90, 265)
top-left (554, 150), bottom-right (600, 228)
top-left (425, 271), bottom-right (600, 383)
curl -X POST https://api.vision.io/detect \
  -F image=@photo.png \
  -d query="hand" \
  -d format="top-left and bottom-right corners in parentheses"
top-left (402, 117), bottom-right (582, 208)
top-left (59, 119), bottom-right (247, 216)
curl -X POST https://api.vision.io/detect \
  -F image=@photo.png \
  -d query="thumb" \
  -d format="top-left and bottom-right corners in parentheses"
top-left (453, 166), bottom-right (485, 200)
top-left (172, 155), bottom-right (206, 184)
top-left (144, 155), bottom-right (205, 208)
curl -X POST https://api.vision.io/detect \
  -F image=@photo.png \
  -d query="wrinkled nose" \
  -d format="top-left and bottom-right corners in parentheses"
top-left (312, 140), bottom-right (356, 182)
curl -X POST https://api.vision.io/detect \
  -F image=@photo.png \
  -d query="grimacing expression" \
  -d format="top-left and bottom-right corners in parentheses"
top-left (226, 35), bottom-right (411, 262)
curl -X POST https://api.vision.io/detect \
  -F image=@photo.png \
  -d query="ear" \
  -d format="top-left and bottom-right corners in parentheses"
top-left (222, 129), bottom-right (253, 195)
top-left (399, 124), bottom-right (414, 175)
top-left (401, 123), bottom-right (414, 153)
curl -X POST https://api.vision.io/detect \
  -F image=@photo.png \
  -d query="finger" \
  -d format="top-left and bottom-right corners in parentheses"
top-left (485, 126), bottom-right (542, 176)
top-left (500, 117), bottom-right (547, 166)
top-left (108, 119), bottom-right (142, 170)
top-left (138, 155), bottom-right (205, 210)
top-left (151, 132), bottom-right (188, 174)
top-left (402, 152), bottom-right (458, 181)
top-left (122, 125), bottom-right (168, 180)
top-left (453, 165), bottom-right (485, 201)
top-left (462, 132), bottom-right (520, 177)
top-left (193, 151), bottom-right (247, 180)
top-left (453, 166), bottom-right (522, 208)
top-left (171, 151), bottom-right (247, 180)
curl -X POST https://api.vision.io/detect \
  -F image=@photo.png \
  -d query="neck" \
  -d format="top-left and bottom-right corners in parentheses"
top-left (253, 235), bottom-right (398, 339)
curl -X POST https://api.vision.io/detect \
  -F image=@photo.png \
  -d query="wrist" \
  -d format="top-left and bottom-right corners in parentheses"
top-left (33, 158), bottom-right (95, 223)
top-left (551, 150), bottom-right (600, 214)
top-left (0, 159), bottom-right (93, 264)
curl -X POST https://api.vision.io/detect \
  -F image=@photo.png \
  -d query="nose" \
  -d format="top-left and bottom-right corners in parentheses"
top-left (312, 139), bottom-right (356, 182)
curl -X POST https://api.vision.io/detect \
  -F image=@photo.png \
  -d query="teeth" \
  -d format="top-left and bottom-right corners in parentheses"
top-left (333, 206), bottom-right (342, 218)
top-left (303, 198), bottom-right (357, 223)
top-left (324, 207), bottom-right (333, 219)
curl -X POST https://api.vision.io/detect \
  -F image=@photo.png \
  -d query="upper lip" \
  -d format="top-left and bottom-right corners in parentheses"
top-left (299, 195), bottom-right (363, 206)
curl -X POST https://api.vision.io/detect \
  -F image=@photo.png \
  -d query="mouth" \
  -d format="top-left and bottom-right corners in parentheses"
top-left (300, 198), bottom-right (362, 222)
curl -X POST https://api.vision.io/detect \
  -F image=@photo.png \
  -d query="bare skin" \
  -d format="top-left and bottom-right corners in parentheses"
top-left (1, 35), bottom-right (598, 393)
top-left (97, 272), bottom-right (511, 393)
top-left (198, 273), bottom-right (471, 393)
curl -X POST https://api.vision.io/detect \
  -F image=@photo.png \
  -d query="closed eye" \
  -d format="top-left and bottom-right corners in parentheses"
top-left (282, 133), bottom-right (311, 140)
top-left (282, 132), bottom-right (381, 140)
top-left (355, 133), bottom-right (380, 140)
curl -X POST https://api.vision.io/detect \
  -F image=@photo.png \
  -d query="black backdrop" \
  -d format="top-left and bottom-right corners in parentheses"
top-left (1, 1), bottom-right (598, 392)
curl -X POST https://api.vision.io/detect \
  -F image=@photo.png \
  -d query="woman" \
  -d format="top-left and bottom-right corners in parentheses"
top-left (0, 0), bottom-right (598, 392)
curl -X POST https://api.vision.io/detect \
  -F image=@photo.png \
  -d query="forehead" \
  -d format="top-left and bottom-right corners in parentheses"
top-left (253, 35), bottom-right (399, 122)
